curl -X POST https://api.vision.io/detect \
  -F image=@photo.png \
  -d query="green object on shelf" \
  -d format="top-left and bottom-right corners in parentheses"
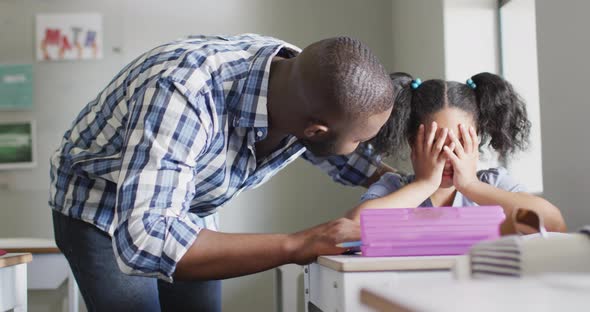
top-left (0, 64), bottom-right (33, 110)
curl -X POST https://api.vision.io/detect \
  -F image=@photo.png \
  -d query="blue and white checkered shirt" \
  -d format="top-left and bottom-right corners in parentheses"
top-left (49, 34), bottom-right (379, 282)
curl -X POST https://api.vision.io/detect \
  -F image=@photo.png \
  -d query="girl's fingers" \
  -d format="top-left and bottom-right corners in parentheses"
top-left (415, 124), bottom-right (425, 155)
top-left (448, 142), bottom-right (456, 153)
top-left (448, 129), bottom-right (465, 157)
top-left (426, 122), bottom-right (438, 153)
top-left (443, 145), bottom-right (459, 164)
top-left (433, 128), bottom-right (448, 155)
top-left (439, 142), bottom-right (455, 162)
top-left (460, 124), bottom-right (472, 154)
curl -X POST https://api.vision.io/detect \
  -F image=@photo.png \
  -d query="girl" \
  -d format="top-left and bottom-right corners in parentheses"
top-left (347, 72), bottom-right (566, 234)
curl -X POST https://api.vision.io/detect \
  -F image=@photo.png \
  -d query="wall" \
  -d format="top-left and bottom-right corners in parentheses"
top-left (391, 0), bottom-right (445, 79)
top-left (501, 0), bottom-right (544, 193)
top-left (443, 0), bottom-right (499, 81)
top-left (0, 1), bottom-right (393, 311)
top-left (388, 0), bottom-right (445, 172)
top-left (536, 0), bottom-right (590, 230)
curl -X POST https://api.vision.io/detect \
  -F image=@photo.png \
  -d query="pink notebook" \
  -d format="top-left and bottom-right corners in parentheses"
top-left (0, 249), bottom-right (6, 256)
top-left (360, 206), bottom-right (505, 257)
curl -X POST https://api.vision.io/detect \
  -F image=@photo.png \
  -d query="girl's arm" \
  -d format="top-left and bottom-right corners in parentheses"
top-left (346, 122), bottom-right (450, 221)
top-left (444, 125), bottom-right (567, 233)
top-left (460, 181), bottom-right (567, 233)
top-left (345, 180), bottom-right (437, 221)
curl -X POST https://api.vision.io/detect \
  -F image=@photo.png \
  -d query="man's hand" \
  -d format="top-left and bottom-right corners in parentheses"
top-left (285, 218), bottom-right (360, 265)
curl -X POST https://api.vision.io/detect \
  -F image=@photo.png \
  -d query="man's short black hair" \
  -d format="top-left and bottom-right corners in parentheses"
top-left (302, 37), bottom-right (394, 117)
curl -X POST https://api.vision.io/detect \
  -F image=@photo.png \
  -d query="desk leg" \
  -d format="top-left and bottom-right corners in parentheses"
top-left (275, 265), bottom-right (304, 312)
top-left (304, 265), bottom-right (310, 312)
top-left (14, 263), bottom-right (28, 312)
top-left (68, 269), bottom-right (80, 312)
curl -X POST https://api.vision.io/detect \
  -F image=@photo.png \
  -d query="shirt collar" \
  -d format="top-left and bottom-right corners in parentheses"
top-left (232, 41), bottom-right (300, 130)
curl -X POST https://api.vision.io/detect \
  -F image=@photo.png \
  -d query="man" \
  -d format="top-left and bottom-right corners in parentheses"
top-left (49, 34), bottom-right (394, 311)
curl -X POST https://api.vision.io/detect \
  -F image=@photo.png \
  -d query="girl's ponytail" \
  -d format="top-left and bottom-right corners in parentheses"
top-left (371, 72), bottom-right (414, 156)
top-left (469, 72), bottom-right (531, 159)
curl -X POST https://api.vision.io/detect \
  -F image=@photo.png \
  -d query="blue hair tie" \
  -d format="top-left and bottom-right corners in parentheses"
top-left (466, 78), bottom-right (477, 89)
top-left (411, 78), bottom-right (422, 89)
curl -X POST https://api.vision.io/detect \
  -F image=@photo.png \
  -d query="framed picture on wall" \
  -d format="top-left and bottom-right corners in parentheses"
top-left (0, 120), bottom-right (36, 170)
top-left (35, 13), bottom-right (103, 61)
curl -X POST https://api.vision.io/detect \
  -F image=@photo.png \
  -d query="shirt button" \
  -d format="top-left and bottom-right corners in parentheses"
top-left (256, 131), bottom-right (264, 137)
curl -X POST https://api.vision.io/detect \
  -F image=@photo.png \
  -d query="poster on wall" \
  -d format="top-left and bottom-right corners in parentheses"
top-left (0, 64), bottom-right (33, 110)
top-left (35, 13), bottom-right (103, 61)
top-left (0, 120), bottom-right (36, 170)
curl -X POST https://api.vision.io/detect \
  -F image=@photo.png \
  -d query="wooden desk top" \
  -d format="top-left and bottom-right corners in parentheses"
top-left (317, 254), bottom-right (459, 272)
top-left (360, 275), bottom-right (590, 312)
top-left (0, 238), bottom-right (60, 254)
top-left (0, 253), bottom-right (33, 268)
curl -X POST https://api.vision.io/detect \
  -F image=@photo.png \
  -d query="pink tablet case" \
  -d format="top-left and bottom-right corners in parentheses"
top-left (360, 206), bottom-right (505, 257)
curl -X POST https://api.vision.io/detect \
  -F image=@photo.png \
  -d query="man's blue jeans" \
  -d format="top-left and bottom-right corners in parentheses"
top-left (52, 210), bottom-right (221, 312)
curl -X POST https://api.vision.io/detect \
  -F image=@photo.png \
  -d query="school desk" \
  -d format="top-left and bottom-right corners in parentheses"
top-left (304, 254), bottom-right (460, 312)
top-left (0, 238), bottom-right (79, 312)
top-left (0, 253), bottom-right (32, 312)
top-left (359, 274), bottom-right (590, 311)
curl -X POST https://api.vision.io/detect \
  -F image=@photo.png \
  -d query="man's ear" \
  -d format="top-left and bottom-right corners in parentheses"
top-left (303, 123), bottom-right (329, 139)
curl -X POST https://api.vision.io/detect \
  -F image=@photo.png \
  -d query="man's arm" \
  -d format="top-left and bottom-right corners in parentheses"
top-left (174, 217), bottom-right (360, 280)
top-left (301, 144), bottom-right (397, 188)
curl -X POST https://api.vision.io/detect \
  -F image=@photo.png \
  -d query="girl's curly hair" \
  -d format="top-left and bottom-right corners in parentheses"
top-left (370, 72), bottom-right (531, 161)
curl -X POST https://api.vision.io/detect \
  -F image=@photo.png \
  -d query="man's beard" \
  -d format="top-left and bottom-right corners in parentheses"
top-left (299, 137), bottom-right (339, 157)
